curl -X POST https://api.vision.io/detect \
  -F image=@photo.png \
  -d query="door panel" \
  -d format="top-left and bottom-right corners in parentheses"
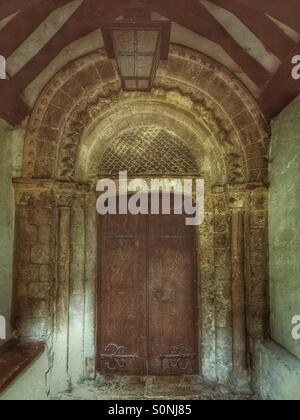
top-left (148, 214), bottom-right (198, 375)
top-left (98, 213), bottom-right (148, 375)
top-left (97, 198), bottom-right (198, 376)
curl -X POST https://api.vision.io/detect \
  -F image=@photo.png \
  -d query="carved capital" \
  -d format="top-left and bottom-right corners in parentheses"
top-left (226, 185), bottom-right (247, 210)
top-left (56, 192), bottom-right (76, 208)
top-left (14, 179), bottom-right (56, 207)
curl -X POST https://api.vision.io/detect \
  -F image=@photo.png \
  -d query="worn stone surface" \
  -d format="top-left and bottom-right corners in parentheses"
top-left (22, 46), bottom-right (269, 185)
top-left (0, 120), bottom-right (24, 340)
top-left (54, 376), bottom-right (255, 401)
top-left (13, 186), bottom-right (55, 340)
top-left (257, 341), bottom-right (300, 401)
top-left (213, 191), bottom-right (232, 384)
top-left (9, 46), bottom-right (270, 398)
top-left (269, 95), bottom-right (300, 360)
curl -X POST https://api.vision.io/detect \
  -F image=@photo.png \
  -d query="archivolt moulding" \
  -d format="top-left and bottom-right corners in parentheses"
top-left (22, 45), bottom-right (269, 185)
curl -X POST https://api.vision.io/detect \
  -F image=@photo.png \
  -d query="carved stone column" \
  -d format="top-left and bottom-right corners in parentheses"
top-left (246, 186), bottom-right (269, 394)
top-left (56, 205), bottom-right (71, 333)
top-left (231, 210), bottom-right (247, 373)
top-left (199, 189), bottom-right (217, 383)
top-left (49, 183), bottom-right (90, 392)
top-left (51, 191), bottom-right (74, 393)
top-left (84, 192), bottom-right (98, 379)
top-left (68, 192), bottom-right (86, 383)
top-left (228, 187), bottom-right (249, 389)
top-left (212, 186), bottom-right (232, 384)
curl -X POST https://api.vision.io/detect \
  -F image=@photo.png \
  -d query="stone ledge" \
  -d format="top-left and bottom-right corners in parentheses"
top-left (257, 340), bottom-right (300, 400)
top-left (0, 339), bottom-right (45, 394)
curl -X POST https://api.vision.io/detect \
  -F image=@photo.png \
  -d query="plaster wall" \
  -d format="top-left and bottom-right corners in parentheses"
top-left (269, 95), bottom-right (300, 359)
top-left (257, 95), bottom-right (300, 400)
top-left (0, 120), bottom-right (24, 339)
top-left (258, 341), bottom-right (300, 400)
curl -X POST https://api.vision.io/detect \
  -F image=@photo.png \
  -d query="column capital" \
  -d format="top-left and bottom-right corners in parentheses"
top-left (56, 192), bottom-right (76, 208)
top-left (225, 186), bottom-right (247, 210)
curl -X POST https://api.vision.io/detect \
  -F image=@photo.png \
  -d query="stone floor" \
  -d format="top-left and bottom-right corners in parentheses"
top-left (54, 376), bottom-right (255, 400)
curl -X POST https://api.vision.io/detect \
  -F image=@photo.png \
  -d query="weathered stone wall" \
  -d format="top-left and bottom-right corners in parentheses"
top-left (12, 179), bottom-right (269, 395)
top-left (13, 182), bottom-right (55, 340)
top-left (258, 341), bottom-right (300, 401)
top-left (269, 95), bottom-right (300, 359)
top-left (254, 95), bottom-right (300, 400)
top-left (13, 182), bottom-right (93, 393)
top-left (213, 188), bottom-right (232, 384)
top-left (0, 120), bottom-right (24, 340)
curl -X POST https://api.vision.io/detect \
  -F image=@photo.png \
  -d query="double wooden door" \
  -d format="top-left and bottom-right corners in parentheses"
top-left (97, 199), bottom-right (199, 376)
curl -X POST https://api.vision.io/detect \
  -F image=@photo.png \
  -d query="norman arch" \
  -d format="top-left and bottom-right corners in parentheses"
top-left (23, 45), bottom-right (269, 184)
top-left (13, 45), bottom-right (269, 394)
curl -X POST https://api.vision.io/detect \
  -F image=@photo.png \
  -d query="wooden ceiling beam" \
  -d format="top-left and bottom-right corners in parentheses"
top-left (0, 0), bottom-right (44, 20)
top-left (235, 0), bottom-right (300, 32)
top-left (0, 0), bottom-right (132, 125)
top-left (209, 0), bottom-right (295, 61)
top-left (2, 0), bottom-right (297, 124)
top-left (145, 0), bottom-right (271, 88)
top-left (259, 42), bottom-right (300, 120)
top-left (7, 0), bottom-right (127, 91)
top-left (10, 0), bottom-right (272, 91)
top-left (0, 0), bottom-right (73, 125)
top-left (0, 0), bottom-right (70, 57)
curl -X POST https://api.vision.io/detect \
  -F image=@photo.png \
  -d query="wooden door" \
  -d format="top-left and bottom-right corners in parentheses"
top-left (97, 196), bottom-right (198, 375)
top-left (148, 212), bottom-right (198, 375)
top-left (98, 211), bottom-right (148, 375)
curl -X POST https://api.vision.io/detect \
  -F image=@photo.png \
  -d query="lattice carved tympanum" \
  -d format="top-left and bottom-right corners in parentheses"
top-left (98, 125), bottom-right (199, 176)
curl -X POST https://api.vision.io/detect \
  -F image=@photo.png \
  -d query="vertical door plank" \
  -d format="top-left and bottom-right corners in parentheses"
top-left (98, 213), bottom-right (148, 375)
top-left (148, 212), bottom-right (198, 375)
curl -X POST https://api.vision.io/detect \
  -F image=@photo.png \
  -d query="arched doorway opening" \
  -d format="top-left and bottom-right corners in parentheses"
top-left (13, 45), bottom-right (269, 395)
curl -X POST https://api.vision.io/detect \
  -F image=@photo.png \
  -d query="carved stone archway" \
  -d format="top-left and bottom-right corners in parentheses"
top-left (14, 46), bottom-right (269, 395)
top-left (23, 45), bottom-right (269, 184)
